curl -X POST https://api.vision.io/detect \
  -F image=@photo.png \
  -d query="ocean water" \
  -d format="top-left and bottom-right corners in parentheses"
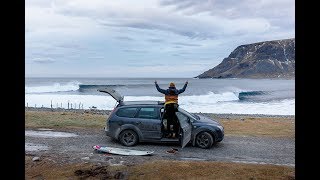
top-left (25, 77), bottom-right (295, 115)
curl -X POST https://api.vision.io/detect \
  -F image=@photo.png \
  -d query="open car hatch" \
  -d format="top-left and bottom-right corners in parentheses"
top-left (97, 88), bottom-right (124, 103)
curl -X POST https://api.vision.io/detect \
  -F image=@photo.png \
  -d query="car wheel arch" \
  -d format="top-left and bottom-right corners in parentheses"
top-left (192, 129), bottom-right (217, 146)
top-left (119, 129), bottom-right (139, 146)
top-left (115, 124), bottom-right (143, 142)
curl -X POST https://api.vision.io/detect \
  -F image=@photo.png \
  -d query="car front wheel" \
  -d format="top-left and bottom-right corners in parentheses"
top-left (119, 129), bottom-right (138, 146)
top-left (195, 132), bottom-right (213, 149)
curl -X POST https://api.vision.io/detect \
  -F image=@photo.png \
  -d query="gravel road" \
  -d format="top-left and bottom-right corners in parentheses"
top-left (25, 128), bottom-right (295, 167)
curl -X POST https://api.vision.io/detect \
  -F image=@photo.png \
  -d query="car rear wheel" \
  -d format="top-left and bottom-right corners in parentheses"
top-left (119, 130), bottom-right (138, 146)
top-left (196, 132), bottom-right (213, 149)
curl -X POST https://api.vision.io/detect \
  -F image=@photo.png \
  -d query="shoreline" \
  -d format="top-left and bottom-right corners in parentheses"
top-left (25, 107), bottom-right (295, 119)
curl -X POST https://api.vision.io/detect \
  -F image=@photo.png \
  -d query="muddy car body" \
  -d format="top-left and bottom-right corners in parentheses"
top-left (98, 88), bottom-right (224, 149)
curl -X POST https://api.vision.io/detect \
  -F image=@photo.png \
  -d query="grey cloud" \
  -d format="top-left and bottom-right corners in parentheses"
top-left (127, 62), bottom-right (163, 67)
top-left (160, 0), bottom-right (222, 14)
top-left (172, 51), bottom-right (195, 56)
top-left (160, 0), bottom-right (294, 23)
top-left (28, 53), bottom-right (65, 58)
top-left (198, 57), bottom-right (214, 60)
top-left (115, 36), bottom-right (134, 41)
top-left (123, 49), bottom-right (148, 53)
top-left (55, 3), bottom-right (218, 39)
top-left (56, 43), bottom-right (84, 50)
top-left (160, 0), bottom-right (201, 8)
top-left (88, 56), bottom-right (105, 59)
top-left (173, 42), bottom-right (202, 47)
top-left (125, 22), bottom-right (156, 30)
top-left (101, 21), bottom-right (214, 39)
top-left (32, 58), bottom-right (55, 64)
top-left (33, 0), bottom-right (292, 45)
top-left (26, 0), bottom-right (51, 7)
top-left (53, 1), bottom-right (275, 40)
top-left (147, 38), bottom-right (164, 43)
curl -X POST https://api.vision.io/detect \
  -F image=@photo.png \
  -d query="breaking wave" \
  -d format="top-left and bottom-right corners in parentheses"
top-left (25, 93), bottom-right (295, 115)
top-left (25, 82), bottom-right (126, 93)
top-left (25, 82), bottom-right (81, 93)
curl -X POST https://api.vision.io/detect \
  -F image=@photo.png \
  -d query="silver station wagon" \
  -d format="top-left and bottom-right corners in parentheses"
top-left (98, 88), bottom-right (224, 149)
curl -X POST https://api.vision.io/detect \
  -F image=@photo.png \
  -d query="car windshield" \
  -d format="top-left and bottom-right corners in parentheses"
top-left (178, 108), bottom-right (199, 120)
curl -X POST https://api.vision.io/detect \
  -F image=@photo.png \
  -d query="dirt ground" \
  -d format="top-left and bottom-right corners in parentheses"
top-left (25, 109), bottom-right (295, 179)
top-left (25, 155), bottom-right (295, 180)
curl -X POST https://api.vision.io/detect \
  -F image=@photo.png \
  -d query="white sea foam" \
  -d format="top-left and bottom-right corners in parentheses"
top-left (180, 98), bottom-right (295, 115)
top-left (25, 93), bottom-right (295, 115)
top-left (25, 94), bottom-right (119, 109)
top-left (25, 81), bottom-right (80, 93)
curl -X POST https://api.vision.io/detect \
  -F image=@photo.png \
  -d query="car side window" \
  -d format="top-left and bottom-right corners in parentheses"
top-left (116, 107), bottom-right (138, 118)
top-left (136, 107), bottom-right (159, 119)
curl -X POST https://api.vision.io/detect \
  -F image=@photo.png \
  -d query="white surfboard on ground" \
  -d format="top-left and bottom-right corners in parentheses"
top-left (92, 145), bottom-right (154, 156)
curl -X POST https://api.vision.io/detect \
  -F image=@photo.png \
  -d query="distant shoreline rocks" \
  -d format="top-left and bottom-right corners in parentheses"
top-left (196, 38), bottom-right (295, 79)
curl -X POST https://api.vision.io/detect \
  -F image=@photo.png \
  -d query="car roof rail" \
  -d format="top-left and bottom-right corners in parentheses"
top-left (120, 101), bottom-right (165, 106)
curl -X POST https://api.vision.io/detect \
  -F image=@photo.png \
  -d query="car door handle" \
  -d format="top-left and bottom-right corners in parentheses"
top-left (135, 122), bottom-right (141, 125)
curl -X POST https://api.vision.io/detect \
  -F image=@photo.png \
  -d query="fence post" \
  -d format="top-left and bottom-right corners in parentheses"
top-left (61, 103), bottom-right (62, 108)
top-left (51, 100), bottom-right (52, 108)
top-left (82, 104), bottom-right (83, 109)
top-left (27, 103), bottom-right (28, 108)
top-left (79, 103), bottom-right (81, 109)
top-left (35, 104), bottom-right (36, 108)
top-left (68, 101), bottom-right (69, 109)
top-left (75, 103), bottom-right (76, 109)
top-left (71, 103), bottom-right (72, 109)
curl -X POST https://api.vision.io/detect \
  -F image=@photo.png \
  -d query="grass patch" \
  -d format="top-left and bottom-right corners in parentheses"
top-left (219, 117), bottom-right (295, 138)
top-left (129, 160), bottom-right (294, 180)
top-left (25, 111), bottom-right (106, 129)
top-left (25, 156), bottom-right (295, 180)
top-left (25, 110), bottom-right (295, 137)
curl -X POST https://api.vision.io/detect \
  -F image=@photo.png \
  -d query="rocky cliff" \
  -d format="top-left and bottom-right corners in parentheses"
top-left (196, 38), bottom-right (295, 79)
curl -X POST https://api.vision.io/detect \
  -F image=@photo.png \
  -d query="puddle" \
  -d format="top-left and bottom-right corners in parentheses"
top-left (25, 143), bottom-right (49, 151)
top-left (37, 128), bottom-right (53, 131)
top-left (25, 130), bottom-right (78, 138)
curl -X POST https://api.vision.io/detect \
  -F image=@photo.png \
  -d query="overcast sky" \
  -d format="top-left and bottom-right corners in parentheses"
top-left (25, 0), bottom-right (295, 78)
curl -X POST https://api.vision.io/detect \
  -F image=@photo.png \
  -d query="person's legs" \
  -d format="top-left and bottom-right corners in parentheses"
top-left (165, 103), bottom-right (175, 137)
top-left (172, 103), bottom-right (179, 137)
top-left (164, 104), bottom-right (172, 137)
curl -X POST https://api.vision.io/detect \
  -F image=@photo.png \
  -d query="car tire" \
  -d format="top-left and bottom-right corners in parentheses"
top-left (195, 132), bottom-right (214, 149)
top-left (119, 129), bottom-right (139, 146)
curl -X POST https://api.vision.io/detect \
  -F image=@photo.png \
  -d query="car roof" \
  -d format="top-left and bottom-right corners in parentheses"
top-left (119, 101), bottom-right (165, 107)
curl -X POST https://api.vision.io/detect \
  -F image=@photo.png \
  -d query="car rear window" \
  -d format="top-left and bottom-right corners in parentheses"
top-left (116, 107), bottom-right (138, 118)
